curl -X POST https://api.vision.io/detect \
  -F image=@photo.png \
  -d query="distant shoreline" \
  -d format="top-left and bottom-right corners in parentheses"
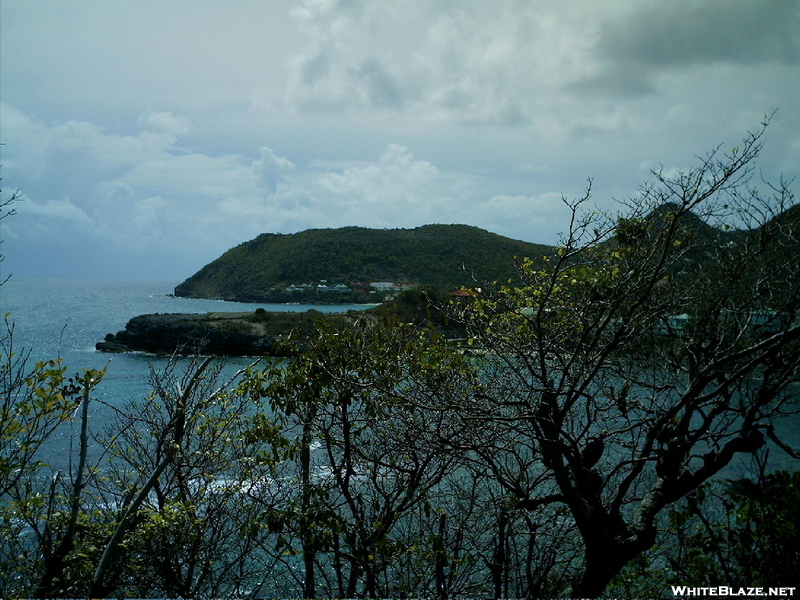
top-left (96, 307), bottom-right (371, 357)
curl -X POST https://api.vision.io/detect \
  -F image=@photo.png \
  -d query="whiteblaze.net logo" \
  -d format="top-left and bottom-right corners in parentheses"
top-left (671, 587), bottom-right (796, 597)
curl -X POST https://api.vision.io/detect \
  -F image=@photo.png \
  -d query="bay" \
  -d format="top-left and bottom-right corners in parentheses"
top-left (0, 278), bottom-right (368, 471)
top-left (1, 278), bottom-right (797, 475)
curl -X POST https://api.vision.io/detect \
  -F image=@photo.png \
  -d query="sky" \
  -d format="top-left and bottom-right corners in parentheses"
top-left (1, 0), bottom-right (799, 281)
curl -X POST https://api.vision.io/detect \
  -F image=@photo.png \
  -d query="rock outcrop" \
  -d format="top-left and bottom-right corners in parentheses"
top-left (96, 312), bottom-right (280, 356)
top-left (96, 289), bottom-right (466, 356)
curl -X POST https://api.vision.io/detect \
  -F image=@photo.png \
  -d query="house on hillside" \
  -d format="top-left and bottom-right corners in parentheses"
top-left (451, 289), bottom-right (479, 300)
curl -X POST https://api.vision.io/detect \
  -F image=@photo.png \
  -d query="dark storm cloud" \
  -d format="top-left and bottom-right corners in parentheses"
top-left (598, 0), bottom-right (800, 67)
top-left (569, 64), bottom-right (656, 97)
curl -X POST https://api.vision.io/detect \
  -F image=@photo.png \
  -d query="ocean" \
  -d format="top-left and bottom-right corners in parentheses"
top-left (0, 278), bottom-right (367, 470)
top-left (1, 278), bottom-right (798, 475)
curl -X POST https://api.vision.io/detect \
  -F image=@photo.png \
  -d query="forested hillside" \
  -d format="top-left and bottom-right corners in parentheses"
top-left (174, 224), bottom-right (553, 302)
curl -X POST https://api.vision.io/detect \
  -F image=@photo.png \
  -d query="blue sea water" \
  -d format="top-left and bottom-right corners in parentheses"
top-left (1, 278), bottom-right (798, 475)
top-left (0, 278), bottom-right (366, 470)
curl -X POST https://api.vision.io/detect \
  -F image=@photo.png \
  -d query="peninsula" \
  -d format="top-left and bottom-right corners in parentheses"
top-left (173, 224), bottom-right (553, 303)
top-left (96, 287), bottom-right (463, 356)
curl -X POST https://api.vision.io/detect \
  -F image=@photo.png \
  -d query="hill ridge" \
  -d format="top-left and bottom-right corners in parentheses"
top-left (174, 223), bottom-right (554, 303)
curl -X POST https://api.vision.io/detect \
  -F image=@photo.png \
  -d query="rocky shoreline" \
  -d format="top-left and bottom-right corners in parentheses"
top-left (96, 312), bottom-right (283, 356)
top-left (96, 289), bottom-right (463, 357)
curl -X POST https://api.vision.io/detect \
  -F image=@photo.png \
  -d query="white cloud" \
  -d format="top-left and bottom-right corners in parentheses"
top-left (138, 110), bottom-right (193, 136)
top-left (18, 198), bottom-right (92, 225)
top-left (253, 147), bottom-right (295, 193)
top-left (282, 0), bottom-right (604, 129)
top-left (317, 144), bottom-right (437, 195)
top-left (308, 144), bottom-right (451, 228)
top-left (473, 193), bottom-right (571, 239)
top-left (129, 196), bottom-right (169, 242)
top-left (120, 153), bottom-right (255, 198)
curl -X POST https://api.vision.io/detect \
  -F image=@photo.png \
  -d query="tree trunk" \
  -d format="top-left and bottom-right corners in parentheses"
top-left (573, 531), bottom-right (655, 598)
top-left (490, 508), bottom-right (508, 600)
top-left (300, 416), bottom-right (316, 599)
top-left (434, 513), bottom-right (448, 599)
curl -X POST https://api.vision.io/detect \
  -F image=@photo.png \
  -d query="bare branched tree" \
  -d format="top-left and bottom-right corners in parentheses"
top-left (451, 120), bottom-right (800, 596)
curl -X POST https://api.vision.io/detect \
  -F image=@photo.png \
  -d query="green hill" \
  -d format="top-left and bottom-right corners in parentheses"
top-left (174, 224), bottom-right (554, 303)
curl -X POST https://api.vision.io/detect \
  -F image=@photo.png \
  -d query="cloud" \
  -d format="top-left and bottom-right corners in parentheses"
top-left (253, 147), bottom-right (295, 193)
top-left (5, 105), bottom-right (518, 277)
top-left (17, 198), bottom-right (92, 226)
top-left (283, 0), bottom-right (587, 125)
top-left (348, 58), bottom-right (407, 110)
top-left (4, 105), bottom-right (570, 271)
top-left (120, 153), bottom-right (255, 198)
top-left (2, 2), bottom-right (799, 280)
top-left (312, 144), bottom-right (443, 224)
top-left (281, 0), bottom-right (800, 142)
top-left (5, 96), bottom-right (789, 279)
top-left (579, 0), bottom-right (800, 97)
top-left (138, 110), bottom-right (193, 136)
top-left (0, 1), bottom-right (302, 123)
top-left (0, 105), bottom-right (266, 277)
top-left (597, 0), bottom-right (800, 67)
top-left (213, 144), bottom-right (452, 236)
top-left (317, 144), bottom-right (437, 194)
top-left (473, 193), bottom-right (571, 238)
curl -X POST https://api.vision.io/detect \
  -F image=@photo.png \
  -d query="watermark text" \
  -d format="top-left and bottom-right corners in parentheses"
top-left (672, 587), bottom-right (796, 597)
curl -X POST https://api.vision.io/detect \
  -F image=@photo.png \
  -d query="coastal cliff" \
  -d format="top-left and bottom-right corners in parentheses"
top-left (96, 288), bottom-right (464, 356)
top-left (96, 308), bottom-right (365, 356)
top-left (96, 312), bottom-right (283, 356)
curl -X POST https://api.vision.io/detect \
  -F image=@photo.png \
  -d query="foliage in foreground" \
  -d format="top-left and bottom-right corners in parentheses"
top-left (612, 469), bottom-right (800, 596)
top-left (1, 122), bottom-right (799, 598)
